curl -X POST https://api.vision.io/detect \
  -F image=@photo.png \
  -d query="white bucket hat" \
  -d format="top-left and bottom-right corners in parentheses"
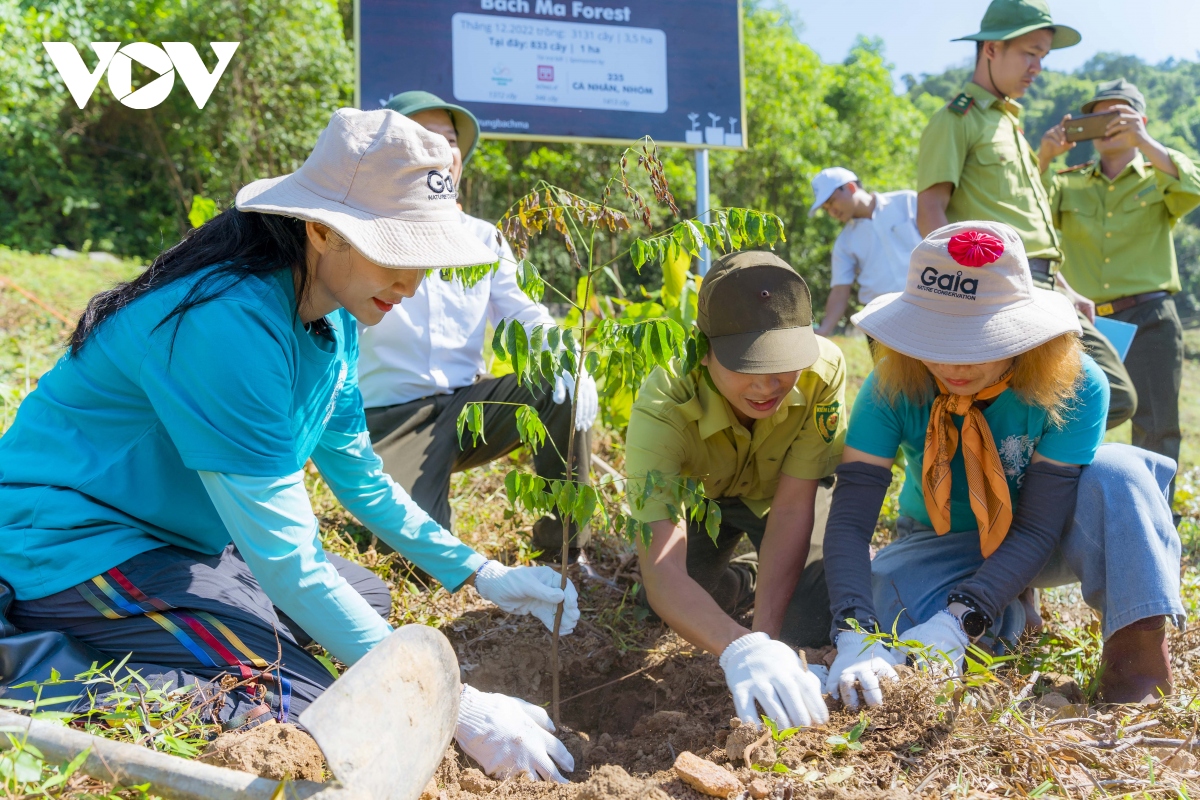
top-left (851, 220), bottom-right (1080, 364)
top-left (236, 108), bottom-right (497, 269)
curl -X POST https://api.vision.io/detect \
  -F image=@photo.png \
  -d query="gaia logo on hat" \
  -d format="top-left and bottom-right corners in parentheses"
top-left (916, 230), bottom-right (1005, 301)
top-left (42, 41), bottom-right (239, 110)
top-left (426, 170), bottom-right (457, 200)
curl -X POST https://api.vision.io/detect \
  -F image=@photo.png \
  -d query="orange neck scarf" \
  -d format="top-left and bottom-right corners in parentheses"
top-left (922, 372), bottom-right (1014, 557)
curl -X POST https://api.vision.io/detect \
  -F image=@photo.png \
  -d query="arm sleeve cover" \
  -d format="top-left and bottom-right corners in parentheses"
top-left (310, 428), bottom-right (486, 591)
top-left (953, 460), bottom-right (1082, 623)
top-left (197, 471), bottom-right (392, 666)
top-left (824, 461), bottom-right (893, 639)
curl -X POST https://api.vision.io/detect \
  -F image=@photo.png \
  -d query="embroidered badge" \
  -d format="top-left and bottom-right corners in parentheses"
top-left (948, 92), bottom-right (975, 116)
top-left (814, 400), bottom-right (841, 444)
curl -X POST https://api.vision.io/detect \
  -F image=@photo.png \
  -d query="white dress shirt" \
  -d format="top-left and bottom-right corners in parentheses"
top-left (830, 190), bottom-right (921, 305)
top-left (358, 212), bottom-right (555, 409)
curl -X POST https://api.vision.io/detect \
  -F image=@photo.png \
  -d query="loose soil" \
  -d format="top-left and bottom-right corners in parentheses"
top-left (199, 721), bottom-right (326, 782)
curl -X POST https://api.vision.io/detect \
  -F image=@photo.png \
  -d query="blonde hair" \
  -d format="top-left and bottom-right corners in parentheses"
top-left (871, 333), bottom-right (1084, 427)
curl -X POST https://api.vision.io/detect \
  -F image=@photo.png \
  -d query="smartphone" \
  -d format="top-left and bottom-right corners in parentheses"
top-left (1064, 111), bottom-right (1120, 142)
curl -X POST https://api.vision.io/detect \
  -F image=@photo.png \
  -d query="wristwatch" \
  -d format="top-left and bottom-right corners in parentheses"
top-left (946, 593), bottom-right (992, 641)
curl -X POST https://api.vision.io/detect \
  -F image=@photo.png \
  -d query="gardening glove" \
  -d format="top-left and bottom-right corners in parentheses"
top-left (473, 560), bottom-right (580, 635)
top-left (896, 610), bottom-right (969, 675)
top-left (826, 630), bottom-right (902, 709)
top-left (455, 685), bottom-right (574, 782)
top-left (719, 632), bottom-right (829, 729)
top-left (552, 367), bottom-right (598, 431)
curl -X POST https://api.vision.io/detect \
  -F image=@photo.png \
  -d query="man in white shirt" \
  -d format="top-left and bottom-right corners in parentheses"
top-left (809, 167), bottom-right (921, 336)
top-left (360, 91), bottom-right (597, 558)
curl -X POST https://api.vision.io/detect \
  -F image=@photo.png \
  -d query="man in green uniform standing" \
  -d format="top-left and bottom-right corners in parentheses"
top-left (1039, 79), bottom-right (1200, 494)
top-left (915, 0), bottom-right (1135, 430)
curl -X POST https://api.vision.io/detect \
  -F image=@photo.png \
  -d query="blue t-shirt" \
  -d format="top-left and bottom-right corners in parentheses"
top-left (2, 267), bottom-right (374, 599)
top-left (846, 356), bottom-right (1109, 532)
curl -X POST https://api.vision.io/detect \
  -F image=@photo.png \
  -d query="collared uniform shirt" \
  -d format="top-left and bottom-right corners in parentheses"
top-left (1044, 149), bottom-right (1200, 304)
top-left (918, 81), bottom-right (1062, 261)
top-left (830, 190), bottom-right (921, 304)
top-left (625, 337), bottom-right (847, 523)
top-left (357, 212), bottom-right (555, 409)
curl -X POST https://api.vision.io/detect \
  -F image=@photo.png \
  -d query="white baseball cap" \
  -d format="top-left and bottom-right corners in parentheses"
top-left (808, 167), bottom-right (859, 218)
top-left (851, 221), bottom-right (1080, 364)
top-left (236, 108), bottom-right (497, 269)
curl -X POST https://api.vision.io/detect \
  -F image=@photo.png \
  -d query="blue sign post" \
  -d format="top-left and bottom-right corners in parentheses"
top-left (357, 0), bottom-right (745, 152)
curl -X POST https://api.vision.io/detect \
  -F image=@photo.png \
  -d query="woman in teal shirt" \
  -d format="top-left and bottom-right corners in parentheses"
top-left (822, 221), bottom-right (1182, 709)
top-left (0, 109), bottom-right (577, 782)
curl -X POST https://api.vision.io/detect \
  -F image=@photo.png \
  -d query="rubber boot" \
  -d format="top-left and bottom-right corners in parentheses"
top-left (1097, 615), bottom-right (1173, 704)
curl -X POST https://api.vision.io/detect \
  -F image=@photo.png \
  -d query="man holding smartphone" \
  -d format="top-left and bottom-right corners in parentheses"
top-left (1040, 79), bottom-right (1200, 499)
top-left (915, 0), bottom-right (1135, 431)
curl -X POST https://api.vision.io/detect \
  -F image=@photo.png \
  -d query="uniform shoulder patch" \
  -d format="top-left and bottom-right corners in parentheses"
top-left (947, 92), bottom-right (975, 116)
top-left (1056, 160), bottom-right (1095, 175)
top-left (813, 400), bottom-right (841, 445)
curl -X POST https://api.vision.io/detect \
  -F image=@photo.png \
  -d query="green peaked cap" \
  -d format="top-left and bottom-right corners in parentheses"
top-left (384, 90), bottom-right (480, 165)
top-left (954, 0), bottom-right (1081, 50)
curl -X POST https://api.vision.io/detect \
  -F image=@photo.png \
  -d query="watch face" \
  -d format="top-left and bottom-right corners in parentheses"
top-left (962, 611), bottom-right (987, 639)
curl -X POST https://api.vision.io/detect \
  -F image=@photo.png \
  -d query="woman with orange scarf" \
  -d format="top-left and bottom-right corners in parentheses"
top-left (822, 221), bottom-right (1183, 707)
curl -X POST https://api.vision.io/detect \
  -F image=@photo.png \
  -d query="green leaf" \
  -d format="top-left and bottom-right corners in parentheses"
top-left (492, 319), bottom-right (508, 360)
top-left (772, 762), bottom-right (790, 774)
top-left (506, 321), bottom-right (530, 383)
top-left (847, 713), bottom-right (869, 742)
top-left (515, 405), bottom-right (547, 452)
top-left (314, 654), bottom-right (340, 679)
top-left (547, 325), bottom-right (562, 352)
top-left (187, 194), bottom-right (218, 228)
top-left (516, 259), bottom-right (545, 301)
top-left (456, 402), bottom-right (486, 446)
top-left (704, 500), bottom-right (722, 544)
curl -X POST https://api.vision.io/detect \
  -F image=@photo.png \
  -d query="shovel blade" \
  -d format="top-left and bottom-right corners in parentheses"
top-left (300, 625), bottom-right (460, 800)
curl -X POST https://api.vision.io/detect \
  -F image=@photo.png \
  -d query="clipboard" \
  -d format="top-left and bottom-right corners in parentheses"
top-left (1093, 316), bottom-right (1137, 362)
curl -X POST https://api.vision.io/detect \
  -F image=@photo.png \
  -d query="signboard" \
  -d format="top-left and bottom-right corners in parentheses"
top-left (357, 0), bottom-right (746, 149)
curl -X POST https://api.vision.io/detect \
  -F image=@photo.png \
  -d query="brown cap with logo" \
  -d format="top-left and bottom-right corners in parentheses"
top-left (697, 251), bottom-right (819, 374)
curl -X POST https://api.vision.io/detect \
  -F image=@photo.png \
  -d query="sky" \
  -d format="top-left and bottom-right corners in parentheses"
top-left (785, 0), bottom-right (1200, 90)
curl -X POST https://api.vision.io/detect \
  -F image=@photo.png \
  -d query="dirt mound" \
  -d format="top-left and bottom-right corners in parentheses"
top-left (577, 765), bottom-right (670, 800)
top-left (199, 720), bottom-right (325, 781)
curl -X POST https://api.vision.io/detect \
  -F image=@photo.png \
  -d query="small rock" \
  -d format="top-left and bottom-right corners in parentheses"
top-left (50, 247), bottom-right (79, 259)
top-left (458, 768), bottom-right (496, 794)
top-left (747, 778), bottom-right (771, 798)
top-left (577, 764), bottom-right (671, 800)
top-left (199, 721), bottom-right (324, 782)
top-left (1037, 692), bottom-right (1071, 710)
top-left (1164, 751), bottom-right (1197, 771)
top-left (729, 717), bottom-right (742, 730)
top-left (724, 724), bottom-right (760, 762)
top-left (675, 751), bottom-right (743, 798)
top-left (599, 732), bottom-right (615, 749)
top-left (88, 251), bottom-right (120, 263)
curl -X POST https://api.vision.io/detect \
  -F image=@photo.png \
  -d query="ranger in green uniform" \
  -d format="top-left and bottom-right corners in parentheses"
top-left (1039, 79), bottom-right (1200, 494)
top-left (915, 0), bottom-right (1135, 430)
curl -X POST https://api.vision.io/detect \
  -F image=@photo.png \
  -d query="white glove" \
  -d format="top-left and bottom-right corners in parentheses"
top-left (896, 610), bottom-right (969, 675)
top-left (455, 685), bottom-right (574, 782)
top-left (552, 368), bottom-right (598, 431)
top-left (474, 561), bottom-right (580, 635)
top-left (826, 630), bottom-right (902, 709)
top-left (719, 632), bottom-right (829, 729)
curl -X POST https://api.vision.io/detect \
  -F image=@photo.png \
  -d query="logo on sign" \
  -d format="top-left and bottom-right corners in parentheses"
top-left (426, 170), bottom-right (456, 200)
top-left (42, 41), bottom-right (239, 109)
top-left (537, 65), bottom-right (554, 82)
top-left (491, 65), bottom-right (513, 86)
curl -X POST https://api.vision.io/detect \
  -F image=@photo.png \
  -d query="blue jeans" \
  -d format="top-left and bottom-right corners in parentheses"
top-left (871, 444), bottom-right (1185, 645)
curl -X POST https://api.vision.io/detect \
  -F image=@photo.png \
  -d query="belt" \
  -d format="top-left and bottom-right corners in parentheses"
top-left (1028, 258), bottom-right (1058, 277)
top-left (1095, 291), bottom-right (1169, 317)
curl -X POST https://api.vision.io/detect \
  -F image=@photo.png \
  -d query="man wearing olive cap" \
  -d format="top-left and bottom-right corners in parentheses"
top-left (358, 91), bottom-right (596, 559)
top-left (1039, 79), bottom-right (1200, 503)
top-left (626, 251), bottom-right (845, 730)
top-left (915, 0), bottom-right (1136, 432)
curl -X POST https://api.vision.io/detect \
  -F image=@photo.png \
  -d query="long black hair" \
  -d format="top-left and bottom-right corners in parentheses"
top-left (69, 209), bottom-right (310, 353)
